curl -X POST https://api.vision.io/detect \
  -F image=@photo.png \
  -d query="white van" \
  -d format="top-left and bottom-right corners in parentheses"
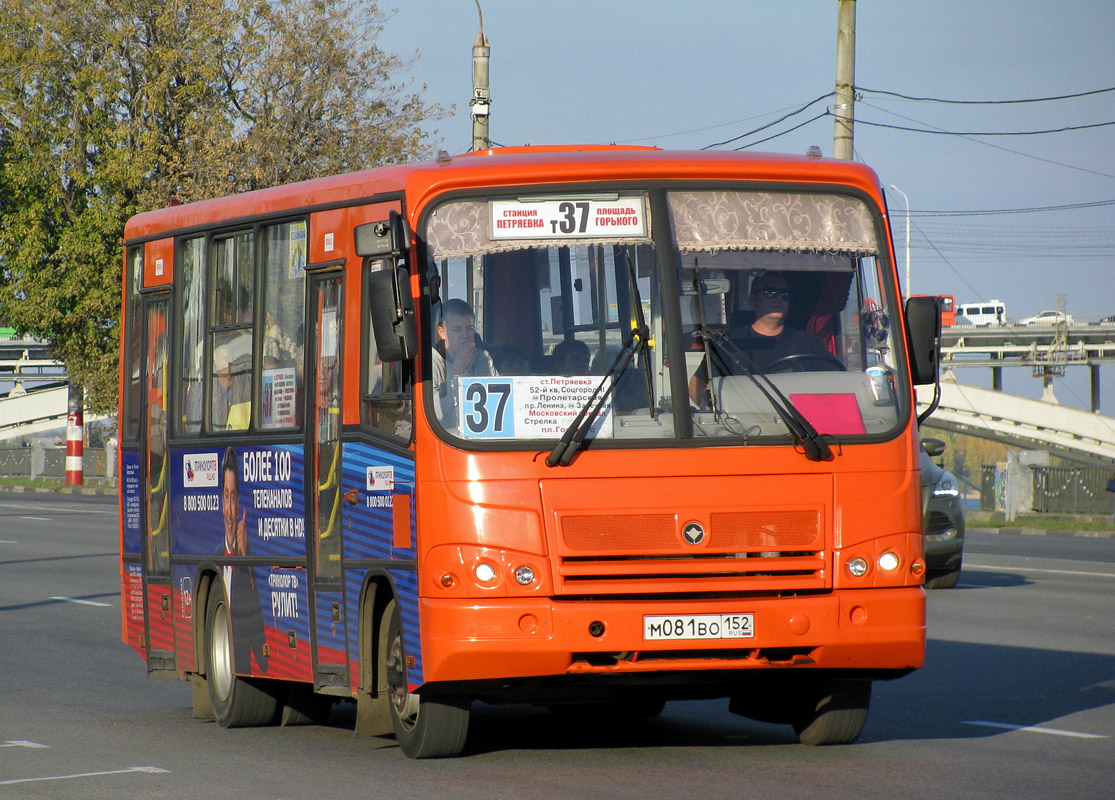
top-left (956, 300), bottom-right (1006, 326)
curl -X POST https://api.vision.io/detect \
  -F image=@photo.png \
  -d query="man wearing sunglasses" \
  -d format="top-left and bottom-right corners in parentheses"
top-left (689, 271), bottom-right (833, 405)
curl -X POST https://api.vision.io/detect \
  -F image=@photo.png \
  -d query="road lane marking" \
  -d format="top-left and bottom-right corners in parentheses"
top-left (963, 720), bottom-right (1108, 739)
top-left (964, 563), bottom-right (1115, 579)
top-left (0, 766), bottom-right (170, 786)
top-left (18, 516), bottom-right (51, 521)
top-left (0, 740), bottom-right (50, 748)
top-left (50, 596), bottom-right (112, 607)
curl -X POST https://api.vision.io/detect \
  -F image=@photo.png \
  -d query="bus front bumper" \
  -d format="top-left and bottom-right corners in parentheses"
top-left (417, 588), bottom-right (925, 686)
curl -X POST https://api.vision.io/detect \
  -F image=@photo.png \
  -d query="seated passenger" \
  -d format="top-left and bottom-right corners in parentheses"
top-left (689, 271), bottom-right (833, 404)
top-left (431, 298), bottom-right (495, 424)
top-left (551, 338), bottom-right (591, 376)
top-left (493, 343), bottom-right (530, 376)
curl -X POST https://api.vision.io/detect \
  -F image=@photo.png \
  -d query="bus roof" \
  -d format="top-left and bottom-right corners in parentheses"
top-left (124, 146), bottom-right (887, 242)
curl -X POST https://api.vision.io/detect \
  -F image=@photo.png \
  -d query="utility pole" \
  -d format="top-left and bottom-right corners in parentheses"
top-left (833, 0), bottom-right (856, 160)
top-left (471, 1), bottom-right (491, 151)
top-left (889, 184), bottom-right (911, 295)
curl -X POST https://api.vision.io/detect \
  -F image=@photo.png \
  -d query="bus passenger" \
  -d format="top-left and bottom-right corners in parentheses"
top-left (432, 298), bottom-right (495, 424)
top-left (551, 338), bottom-right (591, 376)
top-left (493, 343), bottom-right (530, 376)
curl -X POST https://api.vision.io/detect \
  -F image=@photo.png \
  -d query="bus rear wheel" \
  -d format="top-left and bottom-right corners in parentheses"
top-left (792, 678), bottom-right (871, 746)
top-left (384, 601), bottom-right (470, 758)
top-left (204, 582), bottom-right (278, 727)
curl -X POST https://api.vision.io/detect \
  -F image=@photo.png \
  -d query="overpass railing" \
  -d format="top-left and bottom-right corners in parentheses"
top-left (981, 463), bottom-right (1114, 515)
top-left (0, 445), bottom-right (112, 481)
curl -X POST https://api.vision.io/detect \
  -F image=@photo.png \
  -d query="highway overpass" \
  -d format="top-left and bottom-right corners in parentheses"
top-left (1, 334), bottom-right (1112, 464)
top-left (918, 373), bottom-right (1115, 467)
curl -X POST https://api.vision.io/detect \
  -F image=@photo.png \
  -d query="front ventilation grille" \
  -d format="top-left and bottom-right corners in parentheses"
top-left (556, 510), bottom-right (826, 595)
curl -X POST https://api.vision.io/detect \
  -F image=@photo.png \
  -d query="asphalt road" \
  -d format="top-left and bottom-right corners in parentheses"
top-left (2, 494), bottom-right (1113, 799)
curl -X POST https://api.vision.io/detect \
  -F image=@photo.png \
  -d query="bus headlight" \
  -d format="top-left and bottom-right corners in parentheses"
top-left (877, 551), bottom-right (901, 572)
top-left (514, 565), bottom-right (536, 586)
top-left (847, 557), bottom-right (869, 577)
top-left (474, 561), bottom-right (497, 584)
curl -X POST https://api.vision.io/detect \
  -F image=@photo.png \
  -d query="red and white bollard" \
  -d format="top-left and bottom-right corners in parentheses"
top-left (65, 408), bottom-right (83, 486)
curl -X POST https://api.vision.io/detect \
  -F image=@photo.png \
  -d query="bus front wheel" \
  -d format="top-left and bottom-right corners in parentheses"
top-left (204, 582), bottom-right (278, 727)
top-left (383, 600), bottom-right (469, 758)
top-left (792, 678), bottom-right (871, 746)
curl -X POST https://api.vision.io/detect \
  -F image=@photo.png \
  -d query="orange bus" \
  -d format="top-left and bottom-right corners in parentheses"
top-left (912, 294), bottom-right (954, 326)
top-left (119, 146), bottom-right (941, 757)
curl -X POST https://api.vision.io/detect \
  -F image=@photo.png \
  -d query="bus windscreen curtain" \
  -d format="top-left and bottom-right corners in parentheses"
top-left (668, 191), bottom-right (879, 256)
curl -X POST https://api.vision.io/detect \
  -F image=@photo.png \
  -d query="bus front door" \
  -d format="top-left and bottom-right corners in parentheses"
top-left (307, 272), bottom-right (350, 692)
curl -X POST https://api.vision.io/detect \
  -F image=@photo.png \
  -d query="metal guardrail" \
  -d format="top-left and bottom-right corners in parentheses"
top-left (0, 446), bottom-right (110, 479)
top-left (981, 462), bottom-right (1115, 515)
top-left (1031, 466), bottom-right (1114, 515)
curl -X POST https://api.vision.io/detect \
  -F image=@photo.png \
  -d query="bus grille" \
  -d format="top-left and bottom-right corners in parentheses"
top-left (556, 510), bottom-right (827, 595)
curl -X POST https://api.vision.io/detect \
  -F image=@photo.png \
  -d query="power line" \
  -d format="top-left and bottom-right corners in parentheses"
top-left (856, 100), bottom-right (1110, 178)
top-left (702, 93), bottom-right (832, 150)
top-left (909, 200), bottom-right (1115, 217)
top-left (857, 85), bottom-right (1115, 105)
top-left (855, 117), bottom-right (1115, 137)
top-left (730, 113), bottom-right (829, 151)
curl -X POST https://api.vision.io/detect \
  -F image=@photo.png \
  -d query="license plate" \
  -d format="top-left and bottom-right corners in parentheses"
top-left (643, 613), bottom-right (754, 641)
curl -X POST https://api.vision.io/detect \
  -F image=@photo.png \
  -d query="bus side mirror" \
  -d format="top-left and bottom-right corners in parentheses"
top-left (361, 212), bottom-right (416, 362)
top-left (368, 261), bottom-right (417, 362)
top-left (904, 295), bottom-right (941, 386)
top-left (354, 210), bottom-right (410, 259)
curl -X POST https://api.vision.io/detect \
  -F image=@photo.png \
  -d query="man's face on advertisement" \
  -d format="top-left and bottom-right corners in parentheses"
top-left (222, 467), bottom-right (238, 539)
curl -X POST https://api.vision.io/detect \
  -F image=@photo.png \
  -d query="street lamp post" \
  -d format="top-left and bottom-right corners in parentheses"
top-left (889, 184), bottom-right (910, 296)
top-left (471, 0), bottom-right (490, 151)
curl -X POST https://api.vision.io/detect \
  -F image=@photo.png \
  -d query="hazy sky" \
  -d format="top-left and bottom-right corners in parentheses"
top-left (379, 1), bottom-right (1115, 414)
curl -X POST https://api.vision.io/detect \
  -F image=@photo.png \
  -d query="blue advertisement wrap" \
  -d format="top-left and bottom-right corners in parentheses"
top-left (170, 444), bottom-right (306, 559)
top-left (392, 568), bottom-right (423, 688)
top-left (341, 442), bottom-right (417, 561)
top-left (121, 450), bottom-right (143, 554)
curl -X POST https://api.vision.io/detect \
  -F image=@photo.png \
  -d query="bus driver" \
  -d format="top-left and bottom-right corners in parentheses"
top-left (689, 271), bottom-right (833, 406)
top-left (431, 298), bottom-right (495, 425)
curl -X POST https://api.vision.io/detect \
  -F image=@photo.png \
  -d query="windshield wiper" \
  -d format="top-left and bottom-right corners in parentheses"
top-left (697, 326), bottom-right (833, 462)
top-left (624, 250), bottom-right (656, 415)
top-left (545, 324), bottom-right (650, 467)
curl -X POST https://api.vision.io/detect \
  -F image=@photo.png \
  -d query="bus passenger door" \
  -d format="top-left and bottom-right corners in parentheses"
top-left (307, 272), bottom-right (349, 691)
top-left (141, 295), bottom-right (175, 672)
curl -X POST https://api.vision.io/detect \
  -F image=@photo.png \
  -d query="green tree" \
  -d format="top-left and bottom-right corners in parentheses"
top-left (0, 0), bottom-right (443, 412)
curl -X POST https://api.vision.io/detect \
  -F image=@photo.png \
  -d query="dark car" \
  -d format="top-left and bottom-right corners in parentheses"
top-left (920, 437), bottom-right (965, 589)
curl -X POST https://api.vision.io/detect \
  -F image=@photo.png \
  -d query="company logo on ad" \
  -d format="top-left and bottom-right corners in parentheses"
top-left (183, 453), bottom-right (220, 488)
top-left (366, 466), bottom-right (394, 492)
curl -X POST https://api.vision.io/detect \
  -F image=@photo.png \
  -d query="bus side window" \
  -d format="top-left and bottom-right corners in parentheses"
top-left (259, 221), bottom-right (306, 430)
top-left (209, 232), bottom-right (254, 431)
top-left (177, 236), bottom-right (205, 434)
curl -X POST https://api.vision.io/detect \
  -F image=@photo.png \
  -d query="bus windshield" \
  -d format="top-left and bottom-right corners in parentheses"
top-left (423, 188), bottom-right (906, 447)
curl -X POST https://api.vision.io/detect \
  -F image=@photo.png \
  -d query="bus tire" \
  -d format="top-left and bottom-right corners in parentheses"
top-left (792, 679), bottom-right (871, 746)
top-left (924, 564), bottom-right (961, 590)
top-left (384, 600), bottom-right (469, 758)
top-left (204, 582), bottom-right (278, 727)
